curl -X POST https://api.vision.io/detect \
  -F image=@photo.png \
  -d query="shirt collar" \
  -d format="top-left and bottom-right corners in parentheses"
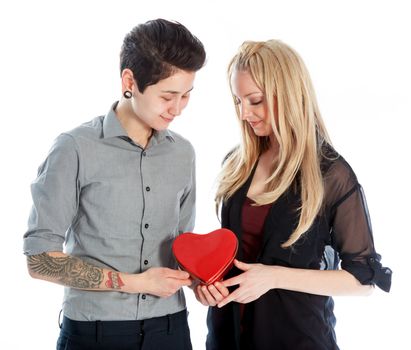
top-left (102, 102), bottom-right (128, 138)
top-left (102, 101), bottom-right (175, 144)
top-left (150, 128), bottom-right (175, 146)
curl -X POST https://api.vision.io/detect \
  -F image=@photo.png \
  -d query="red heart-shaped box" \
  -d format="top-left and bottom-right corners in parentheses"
top-left (172, 228), bottom-right (238, 285)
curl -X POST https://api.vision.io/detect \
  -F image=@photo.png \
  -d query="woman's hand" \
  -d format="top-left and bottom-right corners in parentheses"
top-left (193, 281), bottom-right (230, 306)
top-left (217, 259), bottom-right (278, 307)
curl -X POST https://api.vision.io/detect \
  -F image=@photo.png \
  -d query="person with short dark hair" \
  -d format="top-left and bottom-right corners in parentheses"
top-left (23, 18), bottom-right (206, 350)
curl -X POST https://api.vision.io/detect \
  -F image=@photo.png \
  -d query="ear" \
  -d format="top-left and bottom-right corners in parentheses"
top-left (121, 68), bottom-right (138, 95)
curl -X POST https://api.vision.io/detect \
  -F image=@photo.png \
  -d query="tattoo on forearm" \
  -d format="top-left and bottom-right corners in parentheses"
top-left (27, 253), bottom-right (103, 289)
top-left (105, 271), bottom-right (125, 289)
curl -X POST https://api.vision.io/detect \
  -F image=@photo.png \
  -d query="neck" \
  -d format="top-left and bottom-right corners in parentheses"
top-left (115, 99), bottom-right (153, 148)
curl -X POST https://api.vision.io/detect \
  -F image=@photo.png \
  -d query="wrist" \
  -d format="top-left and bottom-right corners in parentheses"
top-left (121, 272), bottom-right (143, 294)
top-left (271, 265), bottom-right (284, 290)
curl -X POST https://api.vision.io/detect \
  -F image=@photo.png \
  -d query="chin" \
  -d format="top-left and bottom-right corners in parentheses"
top-left (253, 131), bottom-right (270, 137)
top-left (154, 124), bottom-right (169, 131)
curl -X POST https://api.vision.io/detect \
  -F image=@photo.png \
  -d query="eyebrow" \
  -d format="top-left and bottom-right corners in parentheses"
top-left (232, 91), bottom-right (263, 99)
top-left (161, 87), bottom-right (194, 95)
top-left (244, 92), bottom-right (263, 97)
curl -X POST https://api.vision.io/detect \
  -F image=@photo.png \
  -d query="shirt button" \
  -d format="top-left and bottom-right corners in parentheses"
top-left (144, 223), bottom-right (149, 229)
top-left (141, 294), bottom-right (146, 300)
top-left (144, 260), bottom-right (148, 265)
top-left (146, 186), bottom-right (150, 191)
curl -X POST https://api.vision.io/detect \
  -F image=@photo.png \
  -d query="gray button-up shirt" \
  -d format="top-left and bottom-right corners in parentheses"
top-left (23, 103), bottom-right (196, 321)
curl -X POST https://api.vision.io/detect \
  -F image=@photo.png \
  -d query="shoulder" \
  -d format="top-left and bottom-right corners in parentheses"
top-left (44, 116), bottom-right (104, 160)
top-left (321, 146), bottom-right (360, 207)
top-left (64, 116), bottom-right (104, 141)
top-left (166, 130), bottom-right (195, 158)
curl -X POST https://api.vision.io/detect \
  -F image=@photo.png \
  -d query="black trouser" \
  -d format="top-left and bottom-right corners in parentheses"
top-left (57, 309), bottom-right (192, 350)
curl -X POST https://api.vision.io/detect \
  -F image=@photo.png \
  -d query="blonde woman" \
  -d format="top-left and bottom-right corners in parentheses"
top-left (195, 40), bottom-right (391, 350)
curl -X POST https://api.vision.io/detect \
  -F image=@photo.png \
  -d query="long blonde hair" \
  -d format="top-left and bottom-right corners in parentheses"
top-left (216, 40), bottom-right (332, 247)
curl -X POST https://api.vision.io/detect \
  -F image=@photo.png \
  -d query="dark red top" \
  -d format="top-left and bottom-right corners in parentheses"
top-left (241, 197), bottom-right (272, 263)
top-left (240, 197), bottom-right (272, 335)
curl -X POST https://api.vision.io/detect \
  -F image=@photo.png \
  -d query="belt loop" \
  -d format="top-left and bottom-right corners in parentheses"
top-left (167, 314), bottom-right (172, 335)
top-left (96, 320), bottom-right (103, 343)
top-left (58, 309), bottom-right (63, 329)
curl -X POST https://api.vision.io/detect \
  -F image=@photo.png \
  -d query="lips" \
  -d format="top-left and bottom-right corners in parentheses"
top-left (160, 115), bottom-right (174, 123)
top-left (249, 120), bottom-right (262, 128)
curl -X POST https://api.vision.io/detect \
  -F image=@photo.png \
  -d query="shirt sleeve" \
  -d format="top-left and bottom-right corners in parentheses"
top-left (23, 133), bottom-right (81, 255)
top-left (327, 159), bottom-right (392, 292)
top-left (178, 154), bottom-right (196, 234)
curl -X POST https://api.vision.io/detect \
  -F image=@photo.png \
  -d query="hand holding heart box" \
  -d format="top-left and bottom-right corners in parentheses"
top-left (172, 228), bottom-right (238, 285)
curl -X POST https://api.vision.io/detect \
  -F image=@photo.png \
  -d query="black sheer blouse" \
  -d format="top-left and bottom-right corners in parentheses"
top-left (321, 151), bottom-right (391, 289)
top-left (206, 148), bottom-right (392, 350)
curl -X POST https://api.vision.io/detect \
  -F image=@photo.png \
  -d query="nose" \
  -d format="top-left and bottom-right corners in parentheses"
top-left (169, 99), bottom-right (182, 117)
top-left (239, 103), bottom-right (252, 120)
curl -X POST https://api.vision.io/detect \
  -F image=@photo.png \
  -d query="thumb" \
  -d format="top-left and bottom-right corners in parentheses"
top-left (181, 279), bottom-right (192, 287)
top-left (234, 259), bottom-right (251, 271)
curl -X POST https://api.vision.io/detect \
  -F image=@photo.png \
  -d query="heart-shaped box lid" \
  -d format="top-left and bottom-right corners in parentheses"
top-left (172, 228), bottom-right (238, 285)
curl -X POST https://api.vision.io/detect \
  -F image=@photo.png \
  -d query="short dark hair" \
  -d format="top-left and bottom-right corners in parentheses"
top-left (120, 19), bottom-right (206, 93)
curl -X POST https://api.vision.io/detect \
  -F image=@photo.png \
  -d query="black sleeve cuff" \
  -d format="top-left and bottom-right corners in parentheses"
top-left (341, 253), bottom-right (392, 292)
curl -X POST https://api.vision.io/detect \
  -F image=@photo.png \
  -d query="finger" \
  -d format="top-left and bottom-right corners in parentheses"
top-left (166, 278), bottom-right (192, 293)
top-left (166, 268), bottom-right (190, 279)
top-left (180, 279), bottom-right (192, 287)
top-left (201, 285), bottom-right (218, 306)
top-left (195, 285), bottom-right (209, 305)
top-left (222, 275), bottom-right (242, 288)
top-left (234, 259), bottom-right (251, 271)
top-left (207, 284), bottom-right (225, 302)
top-left (214, 282), bottom-right (230, 297)
top-left (217, 289), bottom-right (240, 308)
top-left (187, 278), bottom-right (199, 289)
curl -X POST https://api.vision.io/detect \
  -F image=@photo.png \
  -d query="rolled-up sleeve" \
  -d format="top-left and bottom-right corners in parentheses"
top-left (23, 133), bottom-right (80, 255)
top-left (330, 181), bottom-right (392, 292)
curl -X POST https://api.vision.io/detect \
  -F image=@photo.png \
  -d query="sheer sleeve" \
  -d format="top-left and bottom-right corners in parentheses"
top-left (325, 157), bottom-right (392, 292)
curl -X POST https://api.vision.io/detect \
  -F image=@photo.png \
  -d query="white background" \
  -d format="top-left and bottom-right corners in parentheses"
top-left (1, 0), bottom-right (410, 349)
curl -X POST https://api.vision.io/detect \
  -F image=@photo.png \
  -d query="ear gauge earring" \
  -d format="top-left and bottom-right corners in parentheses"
top-left (123, 90), bottom-right (132, 99)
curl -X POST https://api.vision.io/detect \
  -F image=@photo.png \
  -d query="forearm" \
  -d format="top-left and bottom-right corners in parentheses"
top-left (27, 251), bottom-right (141, 293)
top-left (274, 266), bottom-right (374, 296)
